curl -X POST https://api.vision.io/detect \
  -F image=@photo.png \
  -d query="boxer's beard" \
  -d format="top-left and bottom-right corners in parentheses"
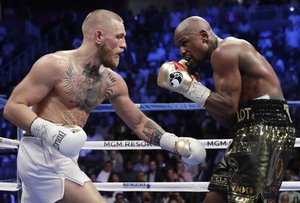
top-left (100, 42), bottom-right (119, 69)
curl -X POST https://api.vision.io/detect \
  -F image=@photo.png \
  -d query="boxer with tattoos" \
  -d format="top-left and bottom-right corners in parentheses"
top-left (3, 9), bottom-right (205, 203)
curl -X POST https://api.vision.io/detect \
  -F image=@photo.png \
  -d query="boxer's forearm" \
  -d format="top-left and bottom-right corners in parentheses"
top-left (134, 119), bottom-right (166, 145)
top-left (204, 92), bottom-right (237, 128)
top-left (207, 110), bottom-right (236, 129)
top-left (3, 101), bottom-right (38, 133)
top-left (133, 117), bottom-right (206, 165)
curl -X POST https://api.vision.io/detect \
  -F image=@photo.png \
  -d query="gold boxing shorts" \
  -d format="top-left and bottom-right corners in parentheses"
top-left (208, 99), bottom-right (296, 203)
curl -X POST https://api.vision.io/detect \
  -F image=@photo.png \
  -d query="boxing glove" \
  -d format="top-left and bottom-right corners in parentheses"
top-left (159, 132), bottom-right (206, 165)
top-left (30, 117), bottom-right (87, 157)
top-left (157, 59), bottom-right (211, 107)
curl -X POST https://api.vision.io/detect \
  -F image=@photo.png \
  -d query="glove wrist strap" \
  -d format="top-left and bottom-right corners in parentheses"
top-left (159, 132), bottom-right (178, 153)
top-left (30, 117), bottom-right (53, 139)
top-left (184, 80), bottom-right (211, 107)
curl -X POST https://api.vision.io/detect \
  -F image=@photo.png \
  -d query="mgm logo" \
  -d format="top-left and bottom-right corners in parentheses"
top-left (207, 140), bottom-right (231, 147)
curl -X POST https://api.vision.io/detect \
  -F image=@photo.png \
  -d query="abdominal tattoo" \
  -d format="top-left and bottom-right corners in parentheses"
top-left (63, 111), bottom-right (86, 126)
top-left (64, 63), bottom-right (116, 110)
top-left (142, 121), bottom-right (164, 145)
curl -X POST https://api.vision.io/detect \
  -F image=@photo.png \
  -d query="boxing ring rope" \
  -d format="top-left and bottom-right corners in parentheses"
top-left (1, 181), bottom-right (300, 193)
top-left (92, 101), bottom-right (300, 112)
top-left (0, 98), bottom-right (300, 193)
top-left (2, 136), bottom-right (300, 150)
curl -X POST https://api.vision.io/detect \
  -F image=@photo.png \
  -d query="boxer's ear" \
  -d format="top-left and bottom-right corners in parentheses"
top-left (95, 30), bottom-right (103, 44)
top-left (199, 30), bottom-right (208, 43)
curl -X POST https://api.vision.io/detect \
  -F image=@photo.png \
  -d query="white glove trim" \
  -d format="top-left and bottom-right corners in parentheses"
top-left (159, 132), bottom-right (178, 154)
top-left (30, 117), bottom-right (55, 141)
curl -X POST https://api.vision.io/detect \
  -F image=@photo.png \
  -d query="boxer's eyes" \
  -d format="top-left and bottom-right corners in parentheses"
top-left (185, 56), bottom-right (191, 62)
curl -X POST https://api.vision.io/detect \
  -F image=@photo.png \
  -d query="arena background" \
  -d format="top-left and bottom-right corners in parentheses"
top-left (0, 0), bottom-right (299, 202)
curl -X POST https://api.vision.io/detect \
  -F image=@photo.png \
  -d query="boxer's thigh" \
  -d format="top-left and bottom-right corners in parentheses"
top-left (56, 180), bottom-right (105, 203)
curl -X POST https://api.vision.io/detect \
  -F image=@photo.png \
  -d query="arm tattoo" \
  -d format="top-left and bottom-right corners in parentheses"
top-left (142, 120), bottom-right (165, 145)
top-left (64, 63), bottom-right (116, 110)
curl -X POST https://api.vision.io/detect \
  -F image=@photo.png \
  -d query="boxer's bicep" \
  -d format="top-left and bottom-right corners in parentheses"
top-left (4, 54), bottom-right (63, 131)
top-left (212, 50), bottom-right (242, 100)
top-left (203, 49), bottom-right (241, 127)
top-left (213, 67), bottom-right (241, 105)
top-left (211, 49), bottom-right (241, 109)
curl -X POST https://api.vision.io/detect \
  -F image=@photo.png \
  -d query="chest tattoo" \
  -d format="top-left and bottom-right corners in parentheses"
top-left (64, 63), bottom-right (116, 110)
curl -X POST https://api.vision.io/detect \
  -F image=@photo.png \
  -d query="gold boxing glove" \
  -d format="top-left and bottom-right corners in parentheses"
top-left (157, 60), bottom-right (211, 107)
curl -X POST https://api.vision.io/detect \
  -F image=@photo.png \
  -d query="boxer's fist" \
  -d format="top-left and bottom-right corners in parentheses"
top-left (157, 60), bottom-right (193, 94)
top-left (30, 117), bottom-right (87, 157)
top-left (179, 137), bottom-right (206, 165)
top-left (157, 59), bottom-right (211, 107)
top-left (159, 132), bottom-right (206, 165)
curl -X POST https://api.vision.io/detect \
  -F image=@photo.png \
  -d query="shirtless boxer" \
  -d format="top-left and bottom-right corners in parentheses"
top-left (157, 16), bottom-right (295, 203)
top-left (3, 10), bottom-right (205, 203)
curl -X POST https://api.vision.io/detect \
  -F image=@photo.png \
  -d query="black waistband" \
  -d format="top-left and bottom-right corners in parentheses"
top-left (237, 99), bottom-right (293, 128)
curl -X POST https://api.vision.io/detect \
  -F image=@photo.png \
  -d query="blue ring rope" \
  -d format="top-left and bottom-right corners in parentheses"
top-left (1, 98), bottom-right (300, 112)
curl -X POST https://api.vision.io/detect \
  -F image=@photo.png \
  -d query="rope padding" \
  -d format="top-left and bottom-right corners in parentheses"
top-left (1, 137), bottom-right (300, 150)
top-left (0, 181), bottom-right (299, 192)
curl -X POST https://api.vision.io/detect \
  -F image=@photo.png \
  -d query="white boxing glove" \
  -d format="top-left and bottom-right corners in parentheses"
top-left (30, 117), bottom-right (87, 157)
top-left (181, 137), bottom-right (206, 165)
top-left (159, 132), bottom-right (206, 165)
top-left (157, 59), bottom-right (211, 107)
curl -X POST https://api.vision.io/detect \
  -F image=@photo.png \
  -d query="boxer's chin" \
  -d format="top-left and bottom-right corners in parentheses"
top-left (186, 60), bottom-right (197, 73)
top-left (111, 57), bottom-right (120, 68)
top-left (104, 57), bottom-right (119, 69)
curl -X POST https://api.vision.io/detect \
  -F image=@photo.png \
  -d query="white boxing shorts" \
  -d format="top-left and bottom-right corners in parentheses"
top-left (17, 136), bottom-right (90, 203)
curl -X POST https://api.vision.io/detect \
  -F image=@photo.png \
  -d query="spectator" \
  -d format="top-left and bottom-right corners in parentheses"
top-left (114, 193), bottom-right (129, 203)
top-left (104, 150), bottom-right (124, 173)
top-left (133, 153), bottom-right (150, 173)
top-left (147, 160), bottom-right (164, 182)
top-left (96, 161), bottom-right (113, 182)
top-left (121, 160), bottom-right (137, 182)
top-left (176, 162), bottom-right (193, 182)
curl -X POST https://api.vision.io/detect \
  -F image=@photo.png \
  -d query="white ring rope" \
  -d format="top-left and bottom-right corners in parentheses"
top-left (1, 137), bottom-right (300, 150)
top-left (1, 137), bottom-right (299, 192)
top-left (0, 137), bottom-right (19, 149)
top-left (95, 181), bottom-right (300, 192)
top-left (0, 182), bottom-right (21, 192)
top-left (1, 136), bottom-right (299, 192)
top-left (0, 181), bottom-right (299, 192)
top-left (1, 100), bottom-right (300, 196)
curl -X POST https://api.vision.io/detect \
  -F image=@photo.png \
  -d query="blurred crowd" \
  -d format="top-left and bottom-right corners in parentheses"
top-left (1, 0), bottom-right (300, 202)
